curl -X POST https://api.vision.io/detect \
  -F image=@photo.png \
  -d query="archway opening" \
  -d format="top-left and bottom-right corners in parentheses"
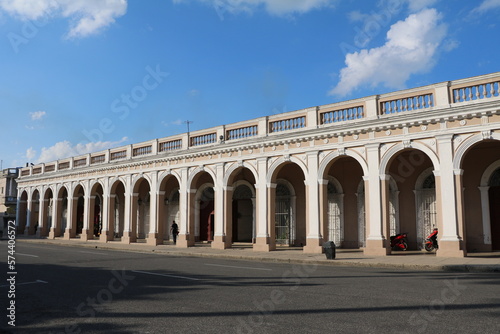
top-left (323, 156), bottom-right (364, 248)
top-left (232, 184), bottom-right (254, 243)
top-left (134, 178), bottom-right (151, 240)
top-left (387, 149), bottom-right (433, 250)
top-left (272, 162), bottom-right (305, 247)
top-left (489, 168), bottom-right (500, 250)
top-left (461, 140), bottom-right (500, 251)
top-left (159, 175), bottom-right (181, 244)
top-left (199, 186), bottom-right (214, 242)
top-left (110, 181), bottom-right (126, 239)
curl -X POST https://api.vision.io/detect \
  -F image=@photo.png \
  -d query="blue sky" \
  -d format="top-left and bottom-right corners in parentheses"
top-left (0, 0), bottom-right (499, 167)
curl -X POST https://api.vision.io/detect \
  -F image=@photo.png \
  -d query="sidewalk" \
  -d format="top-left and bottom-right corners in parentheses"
top-left (12, 236), bottom-right (500, 273)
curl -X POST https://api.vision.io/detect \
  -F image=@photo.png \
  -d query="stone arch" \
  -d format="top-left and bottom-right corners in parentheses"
top-left (318, 149), bottom-right (369, 179)
top-left (224, 161), bottom-right (258, 187)
top-left (109, 176), bottom-right (128, 193)
top-left (132, 174), bottom-right (152, 193)
top-left (188, 166), bottom-right (216, 190)
top-left (380, 141), bottom-right (440, 175)
top-left (266, 156), bottom-right (308, 185)
top-left (158, 170), bottom-right (181, 192)
top-left (454, 132), bottom-right (500, 170)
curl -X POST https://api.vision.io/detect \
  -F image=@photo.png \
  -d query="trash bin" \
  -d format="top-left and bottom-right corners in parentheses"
top-left (323, 241), bottom-right (336, 260)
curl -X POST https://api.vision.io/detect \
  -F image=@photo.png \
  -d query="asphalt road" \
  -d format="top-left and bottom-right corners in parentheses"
top-left (1, 240), bottom-right (499, 334)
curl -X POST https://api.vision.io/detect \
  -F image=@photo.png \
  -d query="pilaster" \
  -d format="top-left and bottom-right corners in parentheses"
top-left (303, 152), bottom-right (323, 254)
top-left (435, 135), bottom-right (465, 257)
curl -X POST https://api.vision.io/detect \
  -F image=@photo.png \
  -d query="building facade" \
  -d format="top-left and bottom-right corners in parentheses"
top-left (1, 167), bottom-right (20, 237)
top-left (15, 73), bottom-right (500, 257)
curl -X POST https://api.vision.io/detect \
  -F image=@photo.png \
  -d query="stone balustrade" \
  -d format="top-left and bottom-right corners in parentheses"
top-left (19, 72), bottom-right (500, 178)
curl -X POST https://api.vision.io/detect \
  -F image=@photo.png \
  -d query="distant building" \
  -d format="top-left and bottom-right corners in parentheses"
top-left (1, 167), bottom-right (20, 237)
top-left (15, 72), bottom-right (500, 257)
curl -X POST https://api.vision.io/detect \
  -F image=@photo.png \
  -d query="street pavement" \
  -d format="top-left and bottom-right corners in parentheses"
top-left (3, 241), bottom-right (500, 334)
top-left (12, 236), bottom-right (500, 273)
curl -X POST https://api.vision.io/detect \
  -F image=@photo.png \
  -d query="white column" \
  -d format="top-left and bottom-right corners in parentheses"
top-left (212, 163), bottom-right (227, 249)
top-left (24, 190), bottom-right (32, 235)
top-left (48, 197), bottom-right (59, 239)
top-left (36, 198), bottom-right (46, 237)
top-left (436, 134), bottom-right (465, 257)
top-left (479, 186), bottom-right (492, 245)
top-left (147, 172), bottom-right (159, 245)
top-left (254, 157), bottom-right (270, 251)
top-left (177, 167), bottom-right (192, 247)
top-left (122, 175), bottom-right (133, 243)
top-left (63, 195), bottom-right (74, 239)
top-left (82, 194), bottom-right (92, 241)
top-left (100, 192), bottom-right (111, 242)
top-left (364, 143), bottom-right (388, 256)
top-left (304, 151), bottom-right (322, 253)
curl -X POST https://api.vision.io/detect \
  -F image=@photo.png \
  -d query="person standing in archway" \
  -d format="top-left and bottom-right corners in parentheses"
top-left (170, 220), bottom-right (179, 245)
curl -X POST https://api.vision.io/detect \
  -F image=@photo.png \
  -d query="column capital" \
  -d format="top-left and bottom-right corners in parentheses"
top-left (379, 174), bottom-right (391, 181)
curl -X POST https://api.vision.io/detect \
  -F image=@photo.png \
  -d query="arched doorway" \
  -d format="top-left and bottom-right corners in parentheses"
top-left (489, 168), bottom-right (500, 250)
top-left (198, 186), bottom-right (214, 242)
top-left (386, 149), bottom-right (434, 250)
top-left (322, 156), bottom-right (364, 248)
top-left (388, 177), bottom-right (400, 237)
top-left (327, 177), bottom-right (343, 246)
top-left (30, 189), bottom-right (40, 235)
top-left (93, 195), bottom-right (101, 237)
top-left (59, 188), bottom-right (68, 236)
top-left (232, 183), bottom-right (254, 243)
top-left (416, 169), bottom-right (437, 249)
top-left (110, 180), bottom-right (126, 239)
top-left (166, 189), bottom-right (180, 242)
top-left (275, 181), bottom-right (294, 246)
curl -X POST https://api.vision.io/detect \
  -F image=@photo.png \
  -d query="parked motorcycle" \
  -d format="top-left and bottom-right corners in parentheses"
top-left (424, 228), bottom-right (439, 252)
top-left (390, 232), bottom-right (408, 251)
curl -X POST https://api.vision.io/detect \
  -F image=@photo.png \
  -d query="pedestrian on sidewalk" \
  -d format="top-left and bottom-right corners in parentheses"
top-left (170, 220), bottom-right (179, 245)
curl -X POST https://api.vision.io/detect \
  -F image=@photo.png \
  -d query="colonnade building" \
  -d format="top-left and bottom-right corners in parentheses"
top-left (15, 72), bottom-right (500, 257)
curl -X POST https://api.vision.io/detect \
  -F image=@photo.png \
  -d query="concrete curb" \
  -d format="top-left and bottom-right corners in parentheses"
top-left (11, 238), bottom-right (500, 273)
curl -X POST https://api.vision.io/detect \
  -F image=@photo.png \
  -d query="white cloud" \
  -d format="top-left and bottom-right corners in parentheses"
top-left (34, 137), bottom-right (128, 163)
top-left (330, 8), bottom-right (448, 97)
top-left (174, 0), bottom-right (335, 16)
top-left (29, 110), bottom-right (46, 120)
top-left (474, 0), bottom-right (500, 12)
top-left (0, 0), bottom-right (127, 38)
top-left (26, 147), bottom-right (36, 160)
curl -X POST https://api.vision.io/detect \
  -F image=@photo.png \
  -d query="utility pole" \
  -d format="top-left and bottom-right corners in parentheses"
top-left (184, 120), bottom-right (193, 134)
